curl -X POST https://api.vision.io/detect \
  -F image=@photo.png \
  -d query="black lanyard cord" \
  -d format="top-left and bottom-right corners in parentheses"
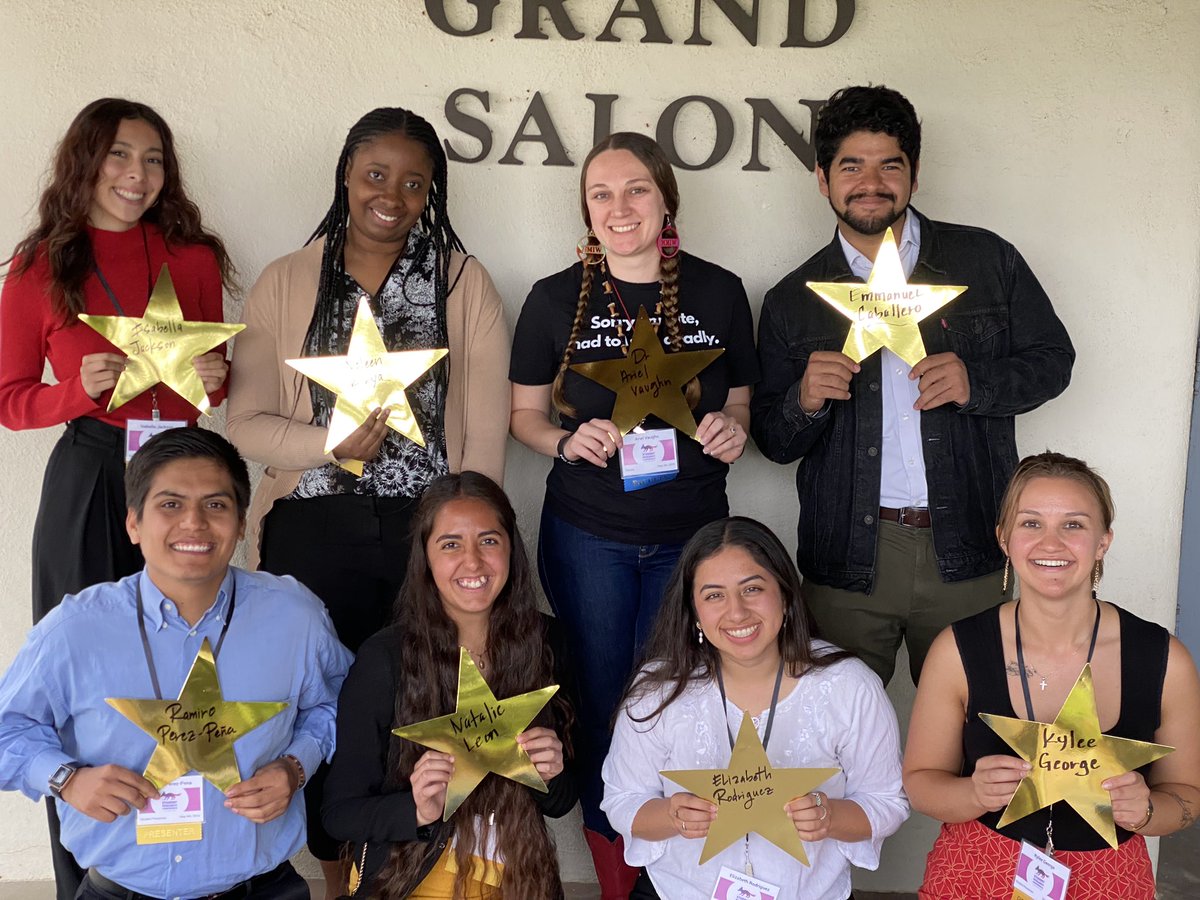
top-left (92, 222), bottom-right (153, 316)
top-left (135, 578), bottom-right (236, 701)
top-left (714, 656), bottom-right (786, 752)
top-left (1014, 598), bottom-right (1101, 721)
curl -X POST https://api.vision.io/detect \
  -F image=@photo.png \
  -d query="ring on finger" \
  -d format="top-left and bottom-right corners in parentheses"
top-left (728, 424), bottom-right (736, 435)
top-left (810, 791), bottom-right (824, 808)
top-left (818, 805), bottom-right (829, 822)
top-left (681, 820), bottom-right (688, 833)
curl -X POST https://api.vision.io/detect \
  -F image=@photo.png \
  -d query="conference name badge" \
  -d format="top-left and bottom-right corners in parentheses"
top-left (136, 774), bottom-right (204, 844)
top-left (125, 419), bottom-right (188, 462)
top-left (1011, 840), bottom-right (1070, 900)
top-left (619, 428), bottom-right (679, 492)
top-left (710, 864), bottom-right (780, 900)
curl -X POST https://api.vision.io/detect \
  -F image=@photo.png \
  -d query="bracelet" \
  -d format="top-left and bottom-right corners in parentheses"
top-left (282, 754), bottom-right (307, 790)
top-left (556, 433), bottom-right (581, 465)
top-left (1130, 797), bottom-right (1154, 832)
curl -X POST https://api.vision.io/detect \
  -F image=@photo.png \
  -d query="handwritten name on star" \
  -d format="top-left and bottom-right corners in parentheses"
top-left (449, 701), bottom-right (509, 752)
top-left (1037, 726), bottom-right (1101, 777)
top-left (712, 765), bottom-right (776, 810)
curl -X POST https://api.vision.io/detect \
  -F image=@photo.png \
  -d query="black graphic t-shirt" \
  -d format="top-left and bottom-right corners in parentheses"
top-left (510, 253), bottom-right (759, 544)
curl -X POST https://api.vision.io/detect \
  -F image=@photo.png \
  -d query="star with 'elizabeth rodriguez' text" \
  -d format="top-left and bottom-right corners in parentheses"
top-left (981, 663), bottom-right (1173, 848)
top-left (392, 648), bottom-right (559, 820)
top-left (286, 297), bottom-right (447, 476)
top-left (570, 307), bottom-right (723, 438)
top-left (107, 639), bottom-right (288, 794)
top-left (662, 712), bottom-right (839, 866)
top-left (79, 264), bottom-right (244, 414)
top-left (806, 227), bottom-right (966, 367)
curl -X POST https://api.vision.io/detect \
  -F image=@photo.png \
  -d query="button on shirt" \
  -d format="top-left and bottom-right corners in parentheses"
top-left (0, 567), bottom-right (352, 898)
top-left (836, 213), bottom-right (928, 507)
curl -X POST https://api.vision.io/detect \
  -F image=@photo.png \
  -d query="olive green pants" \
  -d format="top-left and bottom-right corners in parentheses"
top-left (803, 520), bottom-right (1009, 687)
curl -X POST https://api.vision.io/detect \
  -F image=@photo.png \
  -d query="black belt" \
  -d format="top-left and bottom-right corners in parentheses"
top-left (86, 862), bottom-right (290, 900)
top-left (878, 505), bottom-right (932, 528)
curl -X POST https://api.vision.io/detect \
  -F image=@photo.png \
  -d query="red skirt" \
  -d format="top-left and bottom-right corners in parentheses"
top-left (918, 819), bottom-right (1155, 900)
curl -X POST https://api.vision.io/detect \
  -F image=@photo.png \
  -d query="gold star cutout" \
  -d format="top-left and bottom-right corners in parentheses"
top-left (286, 297), bottom-right (447, 476)
top-left (662, 712), bottom-right (838, 866)
top-left (107, 639), bottom-right (288, 793)
top-left (79, 264), bottom-right (244, 414)
top-left (806, 227), bottom-right (967, 367)
top-left (392, 648), bottom-right (559, 820)
top-left (570, 307), bottom-right (723, 438)
top-left (981, 663), bottom-right (1173, 848)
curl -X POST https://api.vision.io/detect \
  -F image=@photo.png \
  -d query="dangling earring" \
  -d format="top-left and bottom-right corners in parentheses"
top-left (696, 623), bottom-right (705, 646)
top-left (657, 215), bottom-right (680, 260)
top-left (1002, 557), bottom-right (1010, 594)
top-left (576, 229), bottom-right (606, 265)
top-left (1092, 561), bottom-right (1101, 600)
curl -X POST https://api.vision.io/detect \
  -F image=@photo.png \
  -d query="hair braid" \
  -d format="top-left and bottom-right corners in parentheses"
top-left (550, 258), bottom-right (595, 419)
top-left (657, 252), bottom-right (698, 407)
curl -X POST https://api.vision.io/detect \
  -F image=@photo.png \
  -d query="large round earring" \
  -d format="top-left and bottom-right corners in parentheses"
top-left (576, 229), bottom-right (606, 265)
top-left (657, 215), bottom-right (680, 260)
top-left (1092, 561), bottom-right (1101, 600)
top-left (1002, 557), bottom-right (1010, 594)
top-left (696, 623), bottom-right (705, 646)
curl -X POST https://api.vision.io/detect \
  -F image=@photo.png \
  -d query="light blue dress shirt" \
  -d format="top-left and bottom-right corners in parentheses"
top-left (836, 212), bottom-right (929, 507)
top-left (0, 567), bottom-right (352, 898)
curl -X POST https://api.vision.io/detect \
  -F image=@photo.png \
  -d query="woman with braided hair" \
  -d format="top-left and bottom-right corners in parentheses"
top-left (510, 131), bottom-right (759, 896)
top-left (228, 106), bottom-right (509, 895)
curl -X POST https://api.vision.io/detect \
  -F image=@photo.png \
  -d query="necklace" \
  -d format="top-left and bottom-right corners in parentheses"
top-left (603, 273), bottom-right (662, 356)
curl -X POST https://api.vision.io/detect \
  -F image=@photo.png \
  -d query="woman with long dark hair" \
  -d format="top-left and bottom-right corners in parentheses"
top-left (603, 517), bottom-right (907, 898)
top-left (0, 98), bottom-right (233, 900)
top-left (227, 106), bottom-right (510, 892)
top-left (509, 132), bottom-right (760, 894)
top-left (322, 472), bottom-right (576, 898)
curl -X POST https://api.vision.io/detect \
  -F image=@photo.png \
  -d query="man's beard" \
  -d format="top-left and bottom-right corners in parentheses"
top-left (831, 193), bottom-right (907, 236)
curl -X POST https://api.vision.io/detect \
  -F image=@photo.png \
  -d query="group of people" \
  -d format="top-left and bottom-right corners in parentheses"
top-left (0, 82), bottom-right (1196, 900)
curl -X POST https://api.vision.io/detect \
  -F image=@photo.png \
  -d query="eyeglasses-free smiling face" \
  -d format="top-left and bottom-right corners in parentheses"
top-left (817, 129), bottom-right (917, 241)
top-left (89, 117), bottom-right (166, 232)
top-left (692, 545), bottom-right (786, 670)
top-left (426, 497), bottom-right (512, 630)
top-left (344, 132), bottom-right (433, 254)
top-left (1001, 476), bottom-right (1113, 601)
top-left (583, 148), bottom-right (669, 271)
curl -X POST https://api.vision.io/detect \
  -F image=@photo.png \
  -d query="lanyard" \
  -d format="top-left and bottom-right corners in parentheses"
top-left (93, 222), bottom-right (153, 316)
top-left (135, 579), bottom-right (236, 701)
top-left (713, 656), bottom-right (786, 752)
top-left (713, 656), bottom-right (786, 877)
top-left (1013, 598), bottom-right (1101, 856)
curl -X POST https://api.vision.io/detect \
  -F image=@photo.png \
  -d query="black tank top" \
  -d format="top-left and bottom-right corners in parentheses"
top-left (953, 603), bottom-right (1169, 850)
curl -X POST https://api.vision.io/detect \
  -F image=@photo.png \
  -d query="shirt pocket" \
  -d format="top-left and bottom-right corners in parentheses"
top-left (941, 311), bottom-right (1008, 361)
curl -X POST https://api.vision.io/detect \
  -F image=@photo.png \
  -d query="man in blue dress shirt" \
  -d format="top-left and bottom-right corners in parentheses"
top-left (0, 428), bottom-right (352, 899)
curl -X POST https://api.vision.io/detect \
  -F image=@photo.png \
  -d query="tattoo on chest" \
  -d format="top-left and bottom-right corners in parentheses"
top-left (1005, 660), bottom-right (1038, 678)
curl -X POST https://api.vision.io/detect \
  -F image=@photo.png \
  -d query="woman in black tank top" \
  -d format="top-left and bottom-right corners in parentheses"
top-left (902, 452), bottom-right (1200, 899)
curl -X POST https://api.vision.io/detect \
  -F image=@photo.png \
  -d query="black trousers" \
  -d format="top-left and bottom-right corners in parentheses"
top-left (259, 492), bottom-right (417, 861)
top-left (34, 418), bottom-right (144, 900)
top-left (77, 861), bottom-right (310, 900)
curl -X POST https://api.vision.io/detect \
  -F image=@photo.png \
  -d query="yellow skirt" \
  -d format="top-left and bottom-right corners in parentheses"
top-left (408, 845), bottom-right (504, 899)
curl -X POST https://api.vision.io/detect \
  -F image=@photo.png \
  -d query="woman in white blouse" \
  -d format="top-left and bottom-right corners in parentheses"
top-left (602, 516), bottom-right (908, 899)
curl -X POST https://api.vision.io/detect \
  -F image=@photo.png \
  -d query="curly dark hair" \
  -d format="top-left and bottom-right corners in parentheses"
top-left (815, 85), bottom-right (921, 181)
top-left (4, 98), bottom-right (233, 319)
top-left (621, 516), bottom-right (851, 723)
top-left (378, 472), bottom-right (570, 898)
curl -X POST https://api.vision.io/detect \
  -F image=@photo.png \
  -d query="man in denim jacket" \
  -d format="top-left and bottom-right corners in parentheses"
top-left (750, 85), bottom-right (1074, 686)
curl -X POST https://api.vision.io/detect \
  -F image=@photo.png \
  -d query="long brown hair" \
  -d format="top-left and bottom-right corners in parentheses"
top-left (552, 132), bottom-right (698, 417)
top-left (378, 472), bottom-right (569, 898)
top-left (4, 98), bottom-right (233, 319)
top-left (622, 517), bottom-right (851, 723)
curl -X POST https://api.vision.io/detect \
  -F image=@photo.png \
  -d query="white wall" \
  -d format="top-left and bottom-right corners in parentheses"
top-left (1, 0), bottom-right (1197, 890)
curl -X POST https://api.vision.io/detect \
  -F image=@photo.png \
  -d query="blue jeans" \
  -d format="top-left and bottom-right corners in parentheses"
top-left (537, 507), bottom-right (684, 837)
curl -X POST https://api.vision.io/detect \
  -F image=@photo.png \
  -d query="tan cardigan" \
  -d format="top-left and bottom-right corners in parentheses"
top-left (227, 240), bottom-right (510, 568)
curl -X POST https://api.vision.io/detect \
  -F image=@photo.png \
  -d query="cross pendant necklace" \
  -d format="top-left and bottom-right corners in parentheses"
top-left (1039, 676), bottom-right (1048, 691)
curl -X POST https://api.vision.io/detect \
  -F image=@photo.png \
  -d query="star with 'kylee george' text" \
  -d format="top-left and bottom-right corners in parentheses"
top-left (662, 712), bottom-right (839, 866)
top-left (106, 639), bottom-right (288, 794)
top-left (286, 297), bottom-right (447, 476)
top-left (981, 663), bottom-right (1173, 848)
top-left (570, 307), bottom-right (723, 438)
top-left (79, 264), bottom-right (244, 414)
top-left (392, 648), bottom-right (559, 820)
top-left (806, 227), bottom-right (966, 367)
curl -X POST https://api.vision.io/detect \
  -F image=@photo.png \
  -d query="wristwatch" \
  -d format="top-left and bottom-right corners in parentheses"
top-left (48, 762), bottom-right (80, 798)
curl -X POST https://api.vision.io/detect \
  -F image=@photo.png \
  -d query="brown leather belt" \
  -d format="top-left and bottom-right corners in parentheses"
top-left (879, 506), bottom-right (932, 528)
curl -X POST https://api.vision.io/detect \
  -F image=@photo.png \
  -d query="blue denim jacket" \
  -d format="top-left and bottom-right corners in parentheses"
top-left (751, 209), bottom-right (1075, 592)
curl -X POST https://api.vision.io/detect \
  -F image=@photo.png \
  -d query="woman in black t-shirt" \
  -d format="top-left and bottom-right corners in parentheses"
top-left (509, 131), bottom-right (759, 894)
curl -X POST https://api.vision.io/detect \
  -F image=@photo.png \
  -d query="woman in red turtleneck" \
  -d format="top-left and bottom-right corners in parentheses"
top-left (0, 98), bottom-right (234, 900)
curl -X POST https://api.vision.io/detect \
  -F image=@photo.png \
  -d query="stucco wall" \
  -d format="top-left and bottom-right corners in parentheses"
top-left (1, 0), bottom-right (1198, 890)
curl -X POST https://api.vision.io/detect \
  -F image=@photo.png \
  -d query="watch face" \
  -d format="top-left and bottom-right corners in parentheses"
top-left (49, 764), bottom-right (76, 795)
